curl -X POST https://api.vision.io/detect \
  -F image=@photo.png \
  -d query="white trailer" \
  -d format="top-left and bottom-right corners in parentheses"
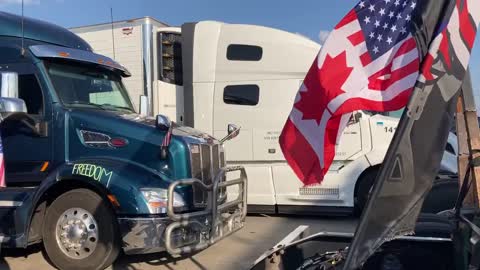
top-left (71, 19), bottom-right (458, 215)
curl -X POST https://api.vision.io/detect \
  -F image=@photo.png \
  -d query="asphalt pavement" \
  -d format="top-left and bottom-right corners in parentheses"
top-left (0, 215), bottom-right (357, 270)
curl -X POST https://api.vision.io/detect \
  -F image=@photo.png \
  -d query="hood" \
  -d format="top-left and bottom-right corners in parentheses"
top-left (344, 51), bottom-right (466, 270)
top-left (66, 109), bottom-right (219, 180)
top-left (345, 93), bottom-right (459, 268)
top-left (118, 113), bottom-right (220, 144)
top-left (343, 0), bottom-right (466, 267)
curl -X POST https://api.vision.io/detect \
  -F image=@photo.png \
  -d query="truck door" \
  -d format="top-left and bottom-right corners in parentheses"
top-left (1, 62), bottom-right (53, 186)
top-left (334, 113), bottom-right (364, 161)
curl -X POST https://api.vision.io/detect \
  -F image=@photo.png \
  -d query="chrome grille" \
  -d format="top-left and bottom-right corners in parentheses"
top-left (201, 145), bottom-right (212, 184)
top-left (212, 144), bottom-right (220, 177)
top-left (190, 145), bottom-right (202, 180)
top-left (190, 143), bottom-right (223, 206)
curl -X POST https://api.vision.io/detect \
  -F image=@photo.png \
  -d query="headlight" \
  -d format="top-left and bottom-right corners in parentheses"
top-left (140, 188), bottom-right (186, 214)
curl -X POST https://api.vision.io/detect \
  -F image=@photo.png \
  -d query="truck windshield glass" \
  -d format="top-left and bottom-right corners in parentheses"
top-left (46, 62), bottom-right (134, 112)
top-left (364, 108), bottom-right (404, 118)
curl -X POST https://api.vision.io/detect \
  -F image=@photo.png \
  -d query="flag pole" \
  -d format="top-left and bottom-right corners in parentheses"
top-left (456, 70), bottom-right (480, 207)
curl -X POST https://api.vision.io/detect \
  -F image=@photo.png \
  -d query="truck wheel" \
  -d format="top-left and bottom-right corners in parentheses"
top-left (415, 213), bottom-right (454, 238)
top-left (42, 189), bottom-right (120, 270)
top-left (421, 179), bottom-right (459, 214)
top-left (355, 169), bottom-right (378, 215)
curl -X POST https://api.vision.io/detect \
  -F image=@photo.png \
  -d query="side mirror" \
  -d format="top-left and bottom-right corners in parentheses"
top-left (0, 97), bottom-right (27, 113)
top-left (220, 124), bottom-right (241, 144)
top-left (0, 72), bottom-right (26, 113)
top-left (156, 114), bottom-right (171, 131)
top-left (139, 95), bottom-right (149, 116)
top-left (0, 72), bottom-right (47, 136)
top-left (1, 72), bottom-right (19, 98)
top-left (354, 112), bottom-right (362, 122)
top-left (348, 112), bottom-right (363, 126)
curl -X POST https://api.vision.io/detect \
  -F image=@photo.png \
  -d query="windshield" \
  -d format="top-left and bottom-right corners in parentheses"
top-left (364, 108), bottom-right (405, 118)
top-left (46, 62), bottom-right (135, 113)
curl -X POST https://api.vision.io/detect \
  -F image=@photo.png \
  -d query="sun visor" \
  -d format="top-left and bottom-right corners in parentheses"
top-left (29, 45), bottom-right (131, 77)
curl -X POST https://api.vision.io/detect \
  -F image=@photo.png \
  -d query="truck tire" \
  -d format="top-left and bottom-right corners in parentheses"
top-left (421, 178), bottom-right (459, 214)
top-left (415, 213), bottom-right (454, 238)
top-left (42, 189), bottom-right (120, 270)
top-left (355, 169), bottom-right (377, 215)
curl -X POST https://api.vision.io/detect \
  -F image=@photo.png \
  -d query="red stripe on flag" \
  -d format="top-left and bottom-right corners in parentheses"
top-left (438, 31), bottom-right (452, 69)
top-left (335, 9), bottom-right (357, 29)
top-left (394, 38), bottom-right (417, 58)
top-left (458, 1), bottom-right (476, 50)
top-left (421, 53), bottom-right (435, 81)
top-left (347, 31), bottom-right (364, 46)
top-left (322, 115), bottom-right (342, 179)
top-left (0, 158), bottom-right (5, 188)
top-left (334, 89), bottom-right (413, 116)
top-left (368, 59), bottom-right (420, 91)
top-left (279, 119), bottom-right (325, 186)
top-left (360, 51), bottom-right (372, 66)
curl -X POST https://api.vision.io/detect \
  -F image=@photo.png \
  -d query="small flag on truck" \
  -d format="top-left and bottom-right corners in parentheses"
top-left (0, 136), bottom-right (5, 188)
top-left (280, 0), bottom-right (480, 185)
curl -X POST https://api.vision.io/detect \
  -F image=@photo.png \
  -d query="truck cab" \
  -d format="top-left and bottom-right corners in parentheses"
top-left (0, 12), bottom-right (247, 270)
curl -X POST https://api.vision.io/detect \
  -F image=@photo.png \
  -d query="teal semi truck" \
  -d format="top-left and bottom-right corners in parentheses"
top-left (0, 12), bottom-right (247, 270)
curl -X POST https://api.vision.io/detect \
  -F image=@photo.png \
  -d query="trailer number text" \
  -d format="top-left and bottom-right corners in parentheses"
top-left (384, 127), bottom-right (397, 133)
top-left (72, 163), bottom-right (113, 182)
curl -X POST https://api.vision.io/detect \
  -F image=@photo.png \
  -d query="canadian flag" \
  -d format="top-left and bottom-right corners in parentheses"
top-left (279, 0), bottom-right (454, 186)
top-left (280, 0), bottom-right (480, 186)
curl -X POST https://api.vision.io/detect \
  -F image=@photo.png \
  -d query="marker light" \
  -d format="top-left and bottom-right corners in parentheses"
top-left (109, 138), bottom-right (128, 148)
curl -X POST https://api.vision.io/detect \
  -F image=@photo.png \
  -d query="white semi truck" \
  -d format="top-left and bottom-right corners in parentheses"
top-left (71, 18), bottom-right (458, 215)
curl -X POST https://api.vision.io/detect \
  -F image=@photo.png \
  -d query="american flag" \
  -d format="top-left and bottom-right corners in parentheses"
top-left (0, 136), bottom-right (5, 188)
top-left (279, 0), bottom-right (479, 186)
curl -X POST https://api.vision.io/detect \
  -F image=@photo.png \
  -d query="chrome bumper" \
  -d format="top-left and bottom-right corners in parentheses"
top-left (165, 166), bottom-right (247, 255)
top-left (118, 166), bottom-right (247, 255)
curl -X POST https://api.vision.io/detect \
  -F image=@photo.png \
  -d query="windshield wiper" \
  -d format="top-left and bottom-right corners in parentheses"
top-left (100, 104), bottom-right (134, 112)
top-left (66, 101), bottom-right (107, 110)
top-left (66, 101), bottom-right (133, 112)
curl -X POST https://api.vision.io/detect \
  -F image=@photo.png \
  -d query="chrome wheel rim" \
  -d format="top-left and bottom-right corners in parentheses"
top-left (55, 208), bottom-right (99, 259)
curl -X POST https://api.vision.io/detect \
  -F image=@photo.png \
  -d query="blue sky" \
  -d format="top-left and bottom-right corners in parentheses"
top-left (2, 0), bottom-right (480, 92)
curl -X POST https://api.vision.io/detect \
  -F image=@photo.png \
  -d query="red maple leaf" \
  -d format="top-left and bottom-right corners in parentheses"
top-left (294, 51), bottom-right (353, 125)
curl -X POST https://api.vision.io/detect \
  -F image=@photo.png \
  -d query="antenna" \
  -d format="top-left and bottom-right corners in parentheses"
top-left (110, 7), bottom-right (116, 60)
top-left (21, 0), bottom-right (25, 56)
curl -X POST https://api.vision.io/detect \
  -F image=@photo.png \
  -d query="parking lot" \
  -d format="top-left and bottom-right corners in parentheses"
top-left (0, 215), bottom-right (356, 270)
